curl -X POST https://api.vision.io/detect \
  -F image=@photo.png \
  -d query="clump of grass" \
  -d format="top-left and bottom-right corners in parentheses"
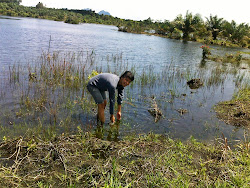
top-left (208, 52), bottom-right (250, 66)
top-left (214, 86), bottom-right (250, 127)
top-left (9, 64), bottom-right (20, 83)
top-left (205, 64), bottom-right (227, 87)
top-left (139, 66), bottom-right (158, 87)
top-left (0, 132), bottom-right (249, 187)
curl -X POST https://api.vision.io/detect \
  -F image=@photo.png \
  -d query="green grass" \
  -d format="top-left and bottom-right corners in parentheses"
top-left (208, 52), bottom-right (250, 66)
top-left (214, 86), bottom-right (250, 127)
top-left (0, 132), bottom-right (249, 187)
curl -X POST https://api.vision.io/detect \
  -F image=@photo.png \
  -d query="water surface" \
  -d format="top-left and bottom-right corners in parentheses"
top-left (0, 16), bottom-right (249, 142)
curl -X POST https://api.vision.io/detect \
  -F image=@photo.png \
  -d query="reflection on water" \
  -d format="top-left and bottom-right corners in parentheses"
top-left (0, 16), bottom-right (249, 143)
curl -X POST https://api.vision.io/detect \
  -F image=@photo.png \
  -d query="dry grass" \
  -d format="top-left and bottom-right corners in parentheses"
top-left (0, 132), bottom-right (249, 187)
top-left (214, 87), bottom-right (250, 127)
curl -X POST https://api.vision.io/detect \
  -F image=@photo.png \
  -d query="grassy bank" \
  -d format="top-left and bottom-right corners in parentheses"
top-left (0, 132), bottom-right (249, 187)
top-left (214, 86), bottom-right (250, 127)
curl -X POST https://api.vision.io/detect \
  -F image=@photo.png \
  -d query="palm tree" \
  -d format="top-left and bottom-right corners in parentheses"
top-left (36, 2), bottom-right (45, 9)
top-left (174, 11), bottom-right (203, 40)
top-left (233, 23), bottom-right (249, 44)
top-left (206, 15), bottom-right (224, 40)
top-left (222, 20), bottom-right (249, 44)
top-left (182, 11), bottom-right (194, 39)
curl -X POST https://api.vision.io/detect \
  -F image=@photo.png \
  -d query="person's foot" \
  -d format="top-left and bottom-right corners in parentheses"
top-left (97, 115), bottom-right (104, 127)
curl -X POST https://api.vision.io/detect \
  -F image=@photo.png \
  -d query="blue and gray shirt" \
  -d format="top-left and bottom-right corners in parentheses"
top-left (87, 73), bottom-right (124, 114)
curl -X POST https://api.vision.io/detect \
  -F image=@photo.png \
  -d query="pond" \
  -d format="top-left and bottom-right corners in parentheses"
top-left (0, 16), bottom-right (249, 143)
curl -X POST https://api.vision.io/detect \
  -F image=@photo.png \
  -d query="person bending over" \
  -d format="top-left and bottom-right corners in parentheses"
top-left (87, 71), bottom-right (134, 125)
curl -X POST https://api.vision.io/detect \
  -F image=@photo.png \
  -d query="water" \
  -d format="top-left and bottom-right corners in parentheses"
top-left (0, 16), bottom-right (249, 142)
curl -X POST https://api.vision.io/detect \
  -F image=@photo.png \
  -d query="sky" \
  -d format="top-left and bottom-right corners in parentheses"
top-left (21, 0), bottom-right (250, 24)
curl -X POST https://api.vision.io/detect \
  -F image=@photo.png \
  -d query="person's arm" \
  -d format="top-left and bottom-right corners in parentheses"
top-left (117, 104), bottom-right (122, 120)
top-left (108, 86), bottom-right (116, 123)
top-left (117, 87), bottom-right (124, 121)
top-left (110, 114), bottom-right (115, 123)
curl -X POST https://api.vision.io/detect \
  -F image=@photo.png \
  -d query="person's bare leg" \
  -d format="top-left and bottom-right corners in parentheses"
top-left (97, 102), bottom-right (105, 125)
top-left (103, 99), bottom-right (107, 109)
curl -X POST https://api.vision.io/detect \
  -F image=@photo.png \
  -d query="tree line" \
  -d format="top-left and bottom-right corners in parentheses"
top-left (119, 12), bottom-right (249, 48)
top-left (0, 1), bottom-right (249, 48)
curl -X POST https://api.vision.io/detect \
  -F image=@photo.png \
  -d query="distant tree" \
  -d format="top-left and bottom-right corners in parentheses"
top-left (206, 15), bottom-right (224, 40)
top-left (173, 14), bottom-right (183, 24)
top-left (143, 17), bottom-right (153, 25)
top-left (0, 0), bottom-right (22, 4)
top-left (184, 12), bottom-right (203, 39)
top-left (233, 23), bottom-right (249, 45)
top-left (36, 2), bottom-right (44, 9)
top-left (222, 20), bottom-right (237, 41)
top-left (65, 15), bottom-right (80, 24)
top-left (174, 11), bottom-right (203, 40)
top-left (154, 20), bottom-right (172, 35)
top-left (183, 12), bottom-right (193, 39)
top-left (222, 20), bottom-right (249, 44)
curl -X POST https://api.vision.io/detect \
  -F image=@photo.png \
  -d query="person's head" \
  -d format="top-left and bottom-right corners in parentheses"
top-left (119, 71), bottom-right (134, 87)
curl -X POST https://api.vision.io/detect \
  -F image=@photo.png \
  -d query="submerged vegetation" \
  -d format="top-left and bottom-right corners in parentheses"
top-left (0, 2), bottom-right (249, 48)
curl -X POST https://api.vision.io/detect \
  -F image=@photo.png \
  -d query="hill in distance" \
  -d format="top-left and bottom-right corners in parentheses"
top-left (82, 8), bottom-right (111, 16)
top-left (98, 10), bottom-right (111, 16)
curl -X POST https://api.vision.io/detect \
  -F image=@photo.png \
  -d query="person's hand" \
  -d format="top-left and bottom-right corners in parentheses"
top-left (110, 115), bottom-right (115, 123)
top-left (117, 111), bottom-right (121, 121)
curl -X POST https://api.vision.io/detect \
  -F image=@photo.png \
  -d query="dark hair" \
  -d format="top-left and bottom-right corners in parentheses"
top-left (120, 71), bottom-right (134, 82)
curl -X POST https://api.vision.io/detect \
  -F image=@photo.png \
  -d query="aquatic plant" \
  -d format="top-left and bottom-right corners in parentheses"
top-left (200, 45), bottom-right (211, 59)
top-left (87, 70), bottom-right (100, 80)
